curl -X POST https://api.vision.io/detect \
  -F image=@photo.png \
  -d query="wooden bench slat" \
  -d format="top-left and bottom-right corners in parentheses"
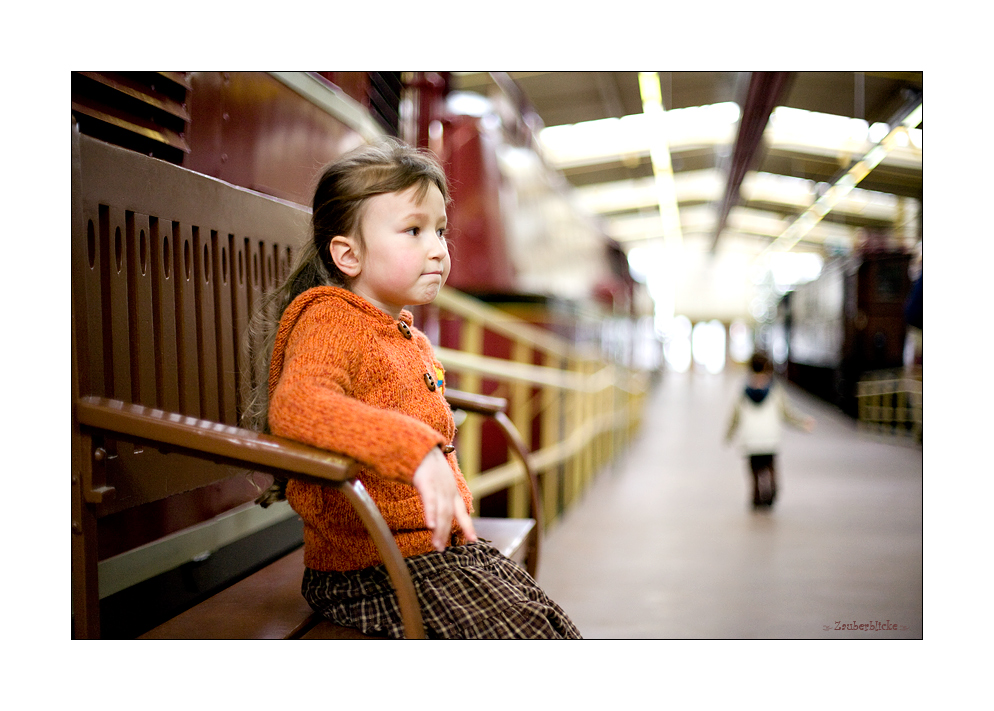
top-left (140, 547), bottom-right (314, 639)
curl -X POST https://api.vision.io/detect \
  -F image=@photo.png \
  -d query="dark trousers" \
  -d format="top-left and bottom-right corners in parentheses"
top-left (748, 453), bottom-right (777, 506)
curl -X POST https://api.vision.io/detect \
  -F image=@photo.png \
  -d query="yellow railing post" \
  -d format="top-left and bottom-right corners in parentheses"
top-left (458, 320), bottom-right (484, 483)
top-left (567, 356), bottom-right (581, 507)
top-left (582, 359), bottom-right (594, 491)
top-left (509, 340), bottom-right (531, 519)
top-left (541, 354), bottom-right (562, 528)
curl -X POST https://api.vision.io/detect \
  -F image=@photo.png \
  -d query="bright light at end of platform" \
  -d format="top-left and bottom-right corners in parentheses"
top-left (692, 320), bottom-right (726, 374)
top-left (662, 315), bottom-right (692, 373)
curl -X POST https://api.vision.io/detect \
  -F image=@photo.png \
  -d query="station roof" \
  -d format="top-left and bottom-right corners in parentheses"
top-left (449, 72), bottom-right (922, 259)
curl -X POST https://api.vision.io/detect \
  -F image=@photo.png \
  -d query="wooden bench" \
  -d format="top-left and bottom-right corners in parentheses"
top-left (71, 125), bottom-right (542, 639)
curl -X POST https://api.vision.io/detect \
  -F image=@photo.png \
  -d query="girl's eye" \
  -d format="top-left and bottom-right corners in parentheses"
top-left (406, 227), bottom-right (420, 237)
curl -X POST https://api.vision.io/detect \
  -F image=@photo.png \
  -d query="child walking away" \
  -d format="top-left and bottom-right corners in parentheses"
top-left (244, 138), bottom-right (580, 639)
top-left (724, 352), bottom-right (815, 509)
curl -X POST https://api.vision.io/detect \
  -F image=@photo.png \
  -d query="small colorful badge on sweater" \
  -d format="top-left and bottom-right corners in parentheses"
top-left (423, 366), bottom-right (445, 393)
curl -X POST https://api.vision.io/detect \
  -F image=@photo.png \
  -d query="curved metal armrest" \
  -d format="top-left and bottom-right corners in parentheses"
top-left (444, 388), bottom-right (508, 417)
top-left (74, 396), bottom-right (426, 639)
top-left (444, 389), bottom-right (544, 555)
top-left (76, 396), bottom-right (357, 484)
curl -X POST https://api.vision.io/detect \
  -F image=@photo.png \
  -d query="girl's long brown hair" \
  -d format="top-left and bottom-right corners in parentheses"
top-left (241, 138), bottom-right (449, 505)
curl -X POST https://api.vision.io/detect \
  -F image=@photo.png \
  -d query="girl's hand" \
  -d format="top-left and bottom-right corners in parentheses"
top-left (412, 446), bottom-right (477, 551)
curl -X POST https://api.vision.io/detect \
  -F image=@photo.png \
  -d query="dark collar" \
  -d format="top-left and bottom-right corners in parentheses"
top-left (745, 385), bottom-right (770, 404)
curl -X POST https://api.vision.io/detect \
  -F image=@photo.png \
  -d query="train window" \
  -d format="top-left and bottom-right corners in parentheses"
top-left (875, 262), bottom-right (905, 302)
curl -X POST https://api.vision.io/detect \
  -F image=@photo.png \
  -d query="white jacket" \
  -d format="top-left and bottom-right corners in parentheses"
top-left (726, 382), bottom-right (807, 455)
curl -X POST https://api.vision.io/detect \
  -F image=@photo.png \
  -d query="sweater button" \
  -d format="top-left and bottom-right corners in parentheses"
top-left (424, 372), bottom-right (437, 391)
top-left (398, 322), bottom-right (412, 339)
top-left (442, 444), bottom-right (455, 454)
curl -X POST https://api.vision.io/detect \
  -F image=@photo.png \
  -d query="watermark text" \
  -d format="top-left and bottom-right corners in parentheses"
top-left (823, 620), bottom-right (910, 632)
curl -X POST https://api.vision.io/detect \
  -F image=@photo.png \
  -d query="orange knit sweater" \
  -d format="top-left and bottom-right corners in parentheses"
top-left (267, 286), bottom-right (474, 572)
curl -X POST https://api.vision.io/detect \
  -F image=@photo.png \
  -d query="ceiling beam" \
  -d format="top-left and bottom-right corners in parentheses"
top-left (710, 71), bottom-right (794, 252)
top-left (594, 71), bottom-right (625, 119)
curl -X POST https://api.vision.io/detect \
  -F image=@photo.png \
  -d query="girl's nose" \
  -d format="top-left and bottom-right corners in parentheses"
top-left (428, 236), bottom-right (448, 260)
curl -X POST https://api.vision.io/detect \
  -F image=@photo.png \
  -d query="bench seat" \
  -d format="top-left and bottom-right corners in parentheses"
top-left (141, 517), bottom-right (536, 639)
top-left (139, 547), bottom-right (314, 639)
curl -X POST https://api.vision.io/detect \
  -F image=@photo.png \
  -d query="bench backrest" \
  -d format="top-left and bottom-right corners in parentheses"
top-left (72, 125), bottom-right (312, 561)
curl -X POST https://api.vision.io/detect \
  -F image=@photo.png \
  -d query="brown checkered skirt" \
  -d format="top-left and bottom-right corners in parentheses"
top-left (302, 541), bottom-right (581, 639)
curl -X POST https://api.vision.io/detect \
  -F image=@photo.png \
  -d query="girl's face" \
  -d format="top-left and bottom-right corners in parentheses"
top-left (348, 183), bottom-right (450, 319)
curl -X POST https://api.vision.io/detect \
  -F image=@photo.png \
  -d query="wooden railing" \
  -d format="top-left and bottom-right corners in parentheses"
top-left (424, 288), bottom-right (648, 528)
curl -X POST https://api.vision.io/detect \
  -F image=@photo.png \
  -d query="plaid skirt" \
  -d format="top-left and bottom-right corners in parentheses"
top-left (302, 541), bottom-right (581, 639)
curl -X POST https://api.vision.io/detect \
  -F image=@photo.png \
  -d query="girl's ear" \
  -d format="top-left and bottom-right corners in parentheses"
top-left (329, 236), bottom-right (362, 277)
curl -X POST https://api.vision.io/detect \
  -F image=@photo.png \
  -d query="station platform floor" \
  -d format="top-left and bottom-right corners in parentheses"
top-left (537, 364), bottom-right (923, 639)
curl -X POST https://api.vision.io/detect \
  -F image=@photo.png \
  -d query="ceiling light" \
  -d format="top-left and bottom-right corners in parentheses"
top-left (638, 72), bottom-right (683, 248)
top-left (446, 91), bottom-right (494, 118)
top-left (902, 104), bottom-right (923, 128)
top-left (868, 122), bottom-right (890, 143)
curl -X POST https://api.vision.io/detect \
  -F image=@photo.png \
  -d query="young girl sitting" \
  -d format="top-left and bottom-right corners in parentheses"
top-left (247, 138), bottom-right (580, 639)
